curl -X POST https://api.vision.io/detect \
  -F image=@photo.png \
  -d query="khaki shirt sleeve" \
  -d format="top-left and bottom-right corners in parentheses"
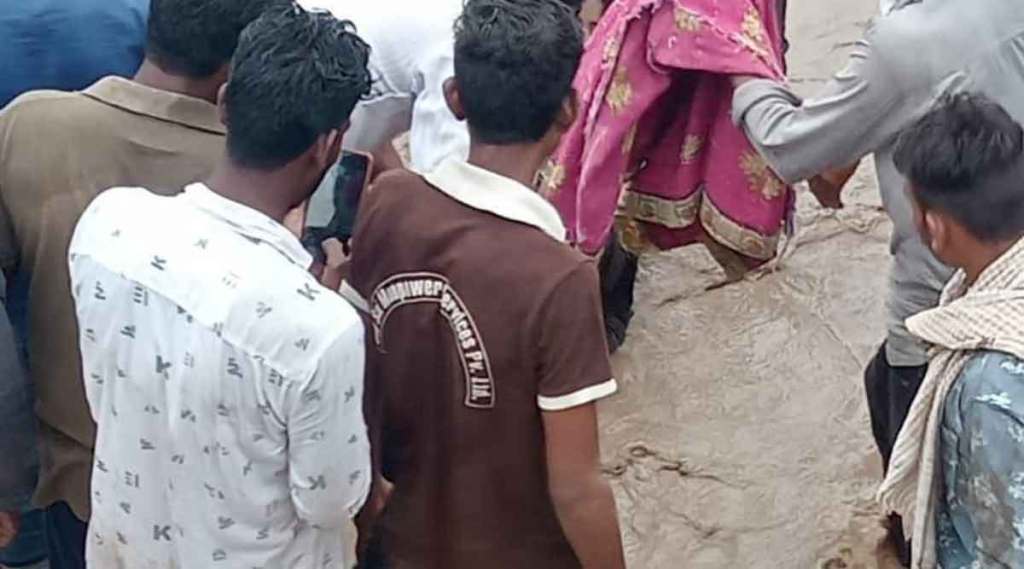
top-left (536, 260), bottom-right (617, 412)
top-left (0, 198), bottom-right (18, 270)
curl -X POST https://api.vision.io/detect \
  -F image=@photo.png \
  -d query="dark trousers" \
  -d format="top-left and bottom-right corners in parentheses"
top-left (863, 343), bottom-right (926, 566)
top-left (598, 233), bottom-right (638, 353)
top-left (864, 344), bottom-right (928, 470)
top-left (43, 502), bottom-right (87, 569)
top-left (778, 0), bottom-right (789, 55)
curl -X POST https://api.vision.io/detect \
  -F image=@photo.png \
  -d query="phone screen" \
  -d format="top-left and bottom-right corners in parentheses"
top-left (331, 151), bottom-right (371, 239)
top-left (302, 150), bottom-right (371, 262)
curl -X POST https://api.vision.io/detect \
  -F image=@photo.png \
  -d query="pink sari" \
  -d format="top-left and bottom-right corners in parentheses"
top-left (546, 0), bottom-right (791, 262)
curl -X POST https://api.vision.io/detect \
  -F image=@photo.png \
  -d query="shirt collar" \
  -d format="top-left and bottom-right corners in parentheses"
top-left (422, 158), bottom-right (567, 242)
top-left (181, 183), bottom-right (313, 268)
top-left (82, 76), bottom-right (226, 135)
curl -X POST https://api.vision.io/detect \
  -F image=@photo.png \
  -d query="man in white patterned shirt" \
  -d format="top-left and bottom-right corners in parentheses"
top-left (68, 6), bottom-right (373, 568)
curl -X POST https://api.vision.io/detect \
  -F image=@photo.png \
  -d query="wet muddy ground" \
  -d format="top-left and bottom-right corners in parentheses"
top-left (600, 0), bottom-right (905, 567)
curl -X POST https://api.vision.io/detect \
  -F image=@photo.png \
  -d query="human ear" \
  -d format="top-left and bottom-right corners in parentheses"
top-left (443, 78), bottom-right (466, 122)
top-left (555, 89), bottom-right (580, 133)
top-left (924, 210), bottom-right (948, 257)
top-left (318, 129), bottom-right (343, 170)
top-left (216, 84), bottom-right (229, 127)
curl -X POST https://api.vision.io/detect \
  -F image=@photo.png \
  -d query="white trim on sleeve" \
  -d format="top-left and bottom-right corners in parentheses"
top-left (537, 378), bottom-right (618, 412)
top-left (339, 280), bottom-right (370, 314)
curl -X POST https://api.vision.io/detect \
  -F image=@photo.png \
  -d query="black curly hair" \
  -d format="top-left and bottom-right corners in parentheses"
top-left (224, 5), bottom-right (373, 170)
top-left (145, 0), bottom-right (290, 78)
top-left (454, 0), bottom-right (584, 144)
top-left (894, 92), bottom-right (1024, 242)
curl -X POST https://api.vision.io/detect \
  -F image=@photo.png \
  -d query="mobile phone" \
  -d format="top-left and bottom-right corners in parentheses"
top-left (303, 150), bottom-right (373, 262)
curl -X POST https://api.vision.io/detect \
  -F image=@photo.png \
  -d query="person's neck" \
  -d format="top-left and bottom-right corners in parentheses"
top-left (204, 159), bottom-right (298, 223)
top-left (962, 237), bottom-right (1022, 287)
top-left (467, 141), bottom-right (550, 189)
top-left (133, 59), bottom-right (219, 104)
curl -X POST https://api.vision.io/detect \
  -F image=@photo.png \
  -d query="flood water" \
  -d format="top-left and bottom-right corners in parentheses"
top-left (601, 0), bottom-right (905, 566)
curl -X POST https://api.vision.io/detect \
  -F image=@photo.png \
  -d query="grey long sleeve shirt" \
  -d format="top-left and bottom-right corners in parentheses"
top-left (732, 0), bottom-right (1024, 366)
top-left (0, 271), bottom-right (36, 511)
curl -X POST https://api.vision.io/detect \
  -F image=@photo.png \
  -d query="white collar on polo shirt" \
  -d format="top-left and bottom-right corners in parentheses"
top-left (422, 159), bottom-right (567, 243)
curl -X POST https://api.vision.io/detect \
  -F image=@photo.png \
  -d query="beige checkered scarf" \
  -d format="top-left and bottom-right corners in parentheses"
top-left (878, 238), bottom-right (1024, 569)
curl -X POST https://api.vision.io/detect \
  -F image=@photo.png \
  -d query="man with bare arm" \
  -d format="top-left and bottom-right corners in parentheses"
top-left (347, 1), bottom-right (626, 567)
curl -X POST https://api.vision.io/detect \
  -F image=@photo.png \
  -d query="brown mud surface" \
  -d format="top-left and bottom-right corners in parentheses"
top-left (599, 0), bottom-right (904, 567)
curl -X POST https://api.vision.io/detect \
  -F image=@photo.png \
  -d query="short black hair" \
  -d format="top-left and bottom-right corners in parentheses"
top-left (894, 92), bottom-right (1024, 242)
top-left (224, 6), bottom-right (373, 170)
top-left (453, 0), bottom-right (584, 144)
top-left (146, 0), bottom-right (290, 78)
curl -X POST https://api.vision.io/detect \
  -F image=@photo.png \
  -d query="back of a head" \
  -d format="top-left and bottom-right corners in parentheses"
top-left (146, 0), bottom-right (291, 78)
top-left (224, 6), bottom-right (372, 170)
top-left (894, 92), bottom-right (1024, 242)
top-left (454, 0), bottom-right (584, 145)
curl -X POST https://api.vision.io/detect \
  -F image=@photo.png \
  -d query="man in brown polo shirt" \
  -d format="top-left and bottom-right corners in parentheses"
top-left (0, 0), bottom-right (285, 565)
top-left (347, 1), bottom-right (626, 567)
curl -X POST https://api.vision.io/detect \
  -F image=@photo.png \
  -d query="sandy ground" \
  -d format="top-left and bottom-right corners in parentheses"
top-left (599, 0), bottom-right (907, 567)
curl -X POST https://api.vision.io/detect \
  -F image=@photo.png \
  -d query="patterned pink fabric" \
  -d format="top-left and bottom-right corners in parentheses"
top-left (546, 0), bottom-right (792, 260)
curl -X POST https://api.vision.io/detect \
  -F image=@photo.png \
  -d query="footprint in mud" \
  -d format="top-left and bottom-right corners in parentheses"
top-left (822, 558), bottom-right (848, 569)
top-left (603, 442), bottom-right (743, 488)
top-left (820, 545), bottom-right (875, 569)
top-left (821, 546), bottom-right (854, 569)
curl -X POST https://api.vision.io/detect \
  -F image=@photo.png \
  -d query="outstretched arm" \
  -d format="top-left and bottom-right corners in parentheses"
top-left (731, 28), bottom-right (930, 185)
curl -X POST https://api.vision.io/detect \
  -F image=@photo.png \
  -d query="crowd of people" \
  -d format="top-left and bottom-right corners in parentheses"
top-left (0, 0), bottom-right (1023, 568)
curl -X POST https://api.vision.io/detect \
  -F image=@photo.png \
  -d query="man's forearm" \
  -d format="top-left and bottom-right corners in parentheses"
top-left (731, 36), bottom-right (906, 184)
top-left (371, 141), bottom-right (405, 179)
top-left (732, 79), bottom-right (822, 183)
top-left (551, 475), bottom-right (626, 569)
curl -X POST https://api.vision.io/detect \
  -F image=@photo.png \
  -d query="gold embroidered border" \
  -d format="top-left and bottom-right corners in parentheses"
top-left (699, 196), bottom-right (779, 261)
top-left (616, 188), bottom-right (781, 260)
top-left (617, 189), bottom-right (700, 229)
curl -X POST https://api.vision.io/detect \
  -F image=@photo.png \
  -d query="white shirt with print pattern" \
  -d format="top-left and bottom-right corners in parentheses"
top-left (69, 184), bottom-right (370, 569)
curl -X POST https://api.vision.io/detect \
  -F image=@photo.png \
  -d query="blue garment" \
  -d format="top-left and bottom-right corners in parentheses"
top-left (0, 272), bottom-right (42, 567)
top-left (937, 350), bottom-right (1024, 568)
top-left (42, 503), bottom-right (87, 569)
top-left (0, 510), bottom-right (46, 568)
top-left (0, 271), bottom-right (34, 512)
top-left (0, 0), bottom-right (149, 108)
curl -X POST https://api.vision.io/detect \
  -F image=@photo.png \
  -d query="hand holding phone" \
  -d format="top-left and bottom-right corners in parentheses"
top-left (303, 150), bottom-right (373, 264)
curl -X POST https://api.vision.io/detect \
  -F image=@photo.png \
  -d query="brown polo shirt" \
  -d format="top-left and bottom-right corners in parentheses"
top-left (348, 159), bottom-right (618, 569)
top-left (0, 76), bottom-right (225, 520)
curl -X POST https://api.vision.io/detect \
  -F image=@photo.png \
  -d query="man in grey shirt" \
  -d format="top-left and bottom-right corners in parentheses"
top-left (731, 0), bottom-right (1024, 561)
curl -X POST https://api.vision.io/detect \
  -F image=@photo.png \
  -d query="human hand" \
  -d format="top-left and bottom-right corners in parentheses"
top-left (371, 142), bottom-right (405, 182)
top-left (355, 476), bottom-right (394, 564)
top-left (0, 510), bottom-right (20, 548)
top-left (807, 175), bottom-right (844, 209)
top-left (807, 162), bottom-right (860, 209)
top-left (318, 238), bottom-right (350, 291)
